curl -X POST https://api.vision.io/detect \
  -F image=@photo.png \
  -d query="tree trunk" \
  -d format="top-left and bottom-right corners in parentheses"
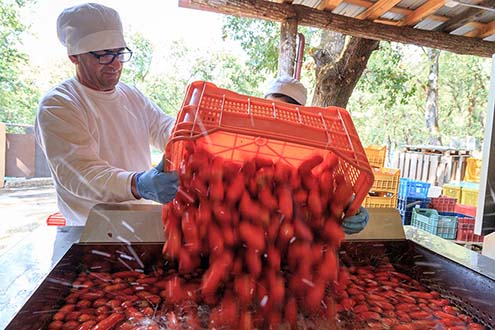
top-left (425, 48), bottom-right (442, 145)
top-left (311, 33), bottom-right (379, 107)
top-left (278, 18), bottom-right (298, 77)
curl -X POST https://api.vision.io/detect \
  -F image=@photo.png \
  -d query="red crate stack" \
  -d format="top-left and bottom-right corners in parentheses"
top-left (430, 196), bottom-right (457, 212)
top-left (454, 203), bottom-right (477, 217)
top-left (456, 216), bottom-right (484, 243)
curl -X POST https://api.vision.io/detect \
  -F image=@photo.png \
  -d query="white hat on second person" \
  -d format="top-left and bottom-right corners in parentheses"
top-left (264, 76), bottom-right (308, 106)
top-left (57, 3), bottom-right (127, 55)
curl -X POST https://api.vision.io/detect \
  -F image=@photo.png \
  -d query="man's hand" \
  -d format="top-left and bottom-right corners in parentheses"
top-left (134, 160), bottom-right (179, 204)
top-left (342, 206), bottom-right (369, 235)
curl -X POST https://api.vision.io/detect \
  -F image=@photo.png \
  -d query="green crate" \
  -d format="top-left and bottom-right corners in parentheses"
top-left (411, 208), bottom-right (458, 240)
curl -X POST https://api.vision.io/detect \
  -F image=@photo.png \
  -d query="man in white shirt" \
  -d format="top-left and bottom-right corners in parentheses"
top-left (264, 76), bottom-right (369, 234)
top-left (35, 3), bottom-right (178, 226)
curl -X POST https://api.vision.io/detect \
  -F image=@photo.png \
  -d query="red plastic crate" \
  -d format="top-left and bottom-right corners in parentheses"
top-left (456, 216), bottom-right (484, 242)
top-left (165, 81), bottom-right (374, 216)
top-left (430, 196), bottom-right (457, 212)
top-left (46, 212), bottom-right (66, 226)
top-left (454, 203), bottom-right (477, 217)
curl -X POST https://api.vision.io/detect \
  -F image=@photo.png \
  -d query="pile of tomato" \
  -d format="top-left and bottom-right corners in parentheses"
top-left (161, 142), bottom-right (352, 328)
top-left (46, 142), bottom-right (487, 329)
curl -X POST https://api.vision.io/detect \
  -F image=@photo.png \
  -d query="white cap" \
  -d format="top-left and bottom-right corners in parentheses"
top-left (264, 76), bottom-right (308, 106)
top-left (57, 3), bottom-right (127, 55)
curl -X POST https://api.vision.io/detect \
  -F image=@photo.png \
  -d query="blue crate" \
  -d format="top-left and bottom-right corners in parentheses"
top-left (438, 212), bottom-right (474, 220)
top-left (411, 208), bottom-right (457, 239)
top-left (399, 178), bottom-right (431, 199)
top-left (397, 197), bottom-right (431, 213)
top-left (399, 209), bottom-right (413, 225)
top-left (397, 197), bottom-right (431, 225)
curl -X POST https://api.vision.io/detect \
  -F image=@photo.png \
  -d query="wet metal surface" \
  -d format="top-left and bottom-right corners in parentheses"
top-left (405, 225), bottom-right (495, 281)
top-left (0, 226), bottom-right (82, 329)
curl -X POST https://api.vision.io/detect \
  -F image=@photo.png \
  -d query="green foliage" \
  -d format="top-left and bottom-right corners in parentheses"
top-left (1, 1), bottom-right (490, 157)
top-left (0, 0), bottom-right (40, 128)
top-left (121, 38), bottom-right (264, 117)
top-left (349, 42), bottom-right (489, 152)
top-left (438, 52), bottom-right (489, 146)
top-left (121, 32), bottom-right (153, 85)
top-left (349, 43), bottom-right (423, 149)
top-left (222, 16), bottom-right (279, 75)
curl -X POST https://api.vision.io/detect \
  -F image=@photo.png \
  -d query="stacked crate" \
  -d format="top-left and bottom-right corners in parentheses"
top-left (442, 182), bottom-right (479, 207)
top-left (430, 196), bottom-right (457, 213)
top-left (363, 167), bottom-right (400, 208)
top-left (434, 184), bottom-right (483, 243)
top-left (411, 208), bottom-right (457, 240)
top-left (364, 145), bottom-right (387, 168)
top-left (464, 157), bottom-right (482, 183)
top-left (397, 178), bottom-right (431, 225)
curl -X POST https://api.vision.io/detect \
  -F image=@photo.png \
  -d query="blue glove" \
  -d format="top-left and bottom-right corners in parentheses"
top-left (136, 160), bottom-right (179, 204)
top-left (342, 206), bottom-right (369, 234)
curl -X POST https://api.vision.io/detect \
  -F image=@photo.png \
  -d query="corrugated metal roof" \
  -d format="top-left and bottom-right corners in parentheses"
top-left (334, 3), bottom-right (368, 17)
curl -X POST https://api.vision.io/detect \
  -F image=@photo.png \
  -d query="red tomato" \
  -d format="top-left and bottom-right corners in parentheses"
top-left (293, 218), bottom-right (313, 241)
top-left (298, 154), bottom-right (323, 174)
top-left (239, 221), bottom-right (266, 252)
top-left (274, 160), bottom-right (291, 183)
top-left (234, 274), bottom-right (255, 305)
top-left (226, 173), bottom-right (246, 204)
top-left (284, 296), bottom-right (298, 326)
top-left (277, 186), bottom-right (293, 220)
top-left (245, 248), bottom-right (262, 279)
top-left (258, 186), bottom-right (278, 211)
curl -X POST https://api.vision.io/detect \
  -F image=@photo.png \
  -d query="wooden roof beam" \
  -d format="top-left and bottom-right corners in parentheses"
top-left (479, 20), bottom-right (495, 38)
top-left (326, 0), bottom-right (449, 23)
top-left (433, 0), bottom-right (495, 32)
top-left (399, 0), bottom-right (446, 26)
top-left (179, 0), bottom-right (495, 57)
top-left (317, 0), bottom-right (344, 11)
top-left (357, 0), bottom-right (403, 20)
top-left (462, 21), bottom-right (484, 37)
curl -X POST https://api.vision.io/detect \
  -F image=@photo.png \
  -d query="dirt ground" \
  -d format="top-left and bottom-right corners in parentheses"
top-left (0, 185), bottom-right (57, 256)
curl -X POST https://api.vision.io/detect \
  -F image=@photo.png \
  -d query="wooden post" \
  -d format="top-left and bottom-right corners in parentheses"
top-left (278, 17), bottom-right (298, 77)
top-left (429, 154), bottom-right (440, 185)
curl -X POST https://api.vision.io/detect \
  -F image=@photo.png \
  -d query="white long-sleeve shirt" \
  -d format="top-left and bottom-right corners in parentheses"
top-left (35, 77), bottom-right (175, 226)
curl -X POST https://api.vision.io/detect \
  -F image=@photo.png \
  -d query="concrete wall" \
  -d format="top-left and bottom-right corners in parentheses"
top-left (6, 133), bottom-right (36, 177)
top-left (0, 123), bottom-right (5, 188)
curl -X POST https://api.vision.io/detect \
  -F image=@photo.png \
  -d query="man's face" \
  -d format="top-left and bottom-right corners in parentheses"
top-left (70, 48), bottom-right (124, 91)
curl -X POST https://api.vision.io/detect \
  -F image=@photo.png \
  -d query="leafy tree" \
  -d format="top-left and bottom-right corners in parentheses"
top-left (222, 16), bottom-right (318, 94)
top-left (121, 32), bottom-right (153, 85)
top-left (222, 17), bottom-right (280, 76)
top-left (438, 52), bottom-right (489, 148)
top-left (349, 42), bottom-right (421, 152)
top-left (0, 0), bottom-right (40, 129)
top-left (120, 36), bottom-right (264, 118)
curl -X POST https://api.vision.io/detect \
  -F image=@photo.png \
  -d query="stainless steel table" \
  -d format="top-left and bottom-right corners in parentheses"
top-left (0, 225), bottom-right (82, 329)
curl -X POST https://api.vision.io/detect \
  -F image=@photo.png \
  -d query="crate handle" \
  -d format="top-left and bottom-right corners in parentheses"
top-left (247, 97), bottom-right (255, 127)
top-left (318, 112), bottom-right (332, 148)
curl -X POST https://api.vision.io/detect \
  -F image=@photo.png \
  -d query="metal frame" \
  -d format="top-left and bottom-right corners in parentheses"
top-left (476, 54), bottom-right (495, 236)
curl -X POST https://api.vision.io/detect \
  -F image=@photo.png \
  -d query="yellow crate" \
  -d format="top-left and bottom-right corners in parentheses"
top-left (461, 187), bottom-right (479, 206)
top-left (464, 157), bottom-right (481, 183)
top-left (363, 195), bottom-right (398, 208)
top-left (370, 167), bottom-right (400, 194)
top-left (442, 184), bottom-right (462, 201)
top-left (365, 145), bottom-right (386, 168)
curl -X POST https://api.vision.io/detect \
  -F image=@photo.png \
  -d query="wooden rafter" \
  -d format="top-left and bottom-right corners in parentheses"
top-left (345, 0), bottom-right (449, 22)
top-left (479, 20), bottom-right (495, 38)
top-left (433, 0), bottom-right (495, 32)
top-left (399, 0), bottom-right (446, 26)
top-left (179, 0), bottom-right (495, 56)
top-left (317, 0), bottom-right (344, 11)
top-left (375, 18), bottom-right (402, 25)
top-left (357, 0), bottom-right (403, 20)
